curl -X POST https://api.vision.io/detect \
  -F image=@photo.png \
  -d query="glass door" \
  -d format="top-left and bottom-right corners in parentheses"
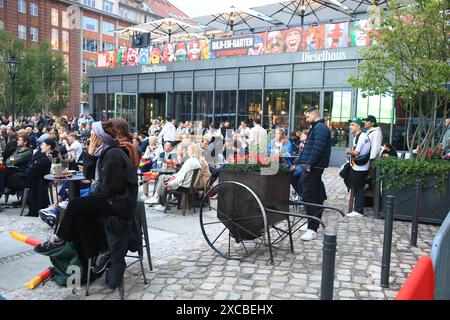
top-left (138, 93), bottom-right (166, 133)
top-left (115, 93), bottom-right (138, 131)
top-left (293, 91), bottom-right (321, 133)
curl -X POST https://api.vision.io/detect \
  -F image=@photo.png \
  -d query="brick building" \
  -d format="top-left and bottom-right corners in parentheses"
top-left (0, 0), bottom-right (186, 116)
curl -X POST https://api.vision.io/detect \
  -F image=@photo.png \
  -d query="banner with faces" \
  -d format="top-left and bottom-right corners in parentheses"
top-left (97, 20), bottom-right (376, 68)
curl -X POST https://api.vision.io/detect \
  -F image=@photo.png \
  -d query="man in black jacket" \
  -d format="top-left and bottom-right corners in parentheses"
top-left (299, 107), bottom-right (331, 241)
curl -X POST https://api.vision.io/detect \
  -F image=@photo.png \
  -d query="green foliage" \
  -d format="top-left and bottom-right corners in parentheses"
top-left (348, 0), bottom-right (450, 158)
top-left (0, 30), bottom-right (71, 116)
top-left (376, 157), bottom-right (450, 197)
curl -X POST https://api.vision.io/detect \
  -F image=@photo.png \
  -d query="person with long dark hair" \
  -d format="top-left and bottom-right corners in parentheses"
top-left (34, 120), bottom-right (138, 272)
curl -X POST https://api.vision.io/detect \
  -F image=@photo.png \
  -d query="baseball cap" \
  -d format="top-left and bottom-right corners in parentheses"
top-left (363, 115), bottom-right (377, 123)
top-left (348, 117), bottom-right (364, 127)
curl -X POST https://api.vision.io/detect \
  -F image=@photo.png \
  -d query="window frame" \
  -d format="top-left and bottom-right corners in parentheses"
top-left (30, 27), bottom-right (39, 42)
top-left (18, 25), bottom-right (27, 40)
top-left (103, 0), bottom-right (113, 13)
top-left (30, 3), bottom-right (38, 16)
top-left (18, 0), bottom-right (26, 14)
top-left (83, 16), bottom-right (99, 32)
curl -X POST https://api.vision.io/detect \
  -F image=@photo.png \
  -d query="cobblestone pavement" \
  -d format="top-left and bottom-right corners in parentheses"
top-left (0, 168), bottom-right (439, 300)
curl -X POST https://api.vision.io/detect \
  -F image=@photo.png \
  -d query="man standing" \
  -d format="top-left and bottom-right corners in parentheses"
top-left (157, 117), bottom-right (176, 144)
top-left (238, 121), bottom-right (251, 149)
top-left (299, 107), bottom-right (331, 241)
top-left (363, 115), bottom-right (382, 160)
top-left (248, 118), bottom-right (268, 157)
top-left (346, 118), bottom-right (371, 217)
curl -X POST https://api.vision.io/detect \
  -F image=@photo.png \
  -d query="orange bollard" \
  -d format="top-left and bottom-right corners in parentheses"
top-left (9, 231), bottom-right (41, 247)
top-left (24, 268), bottom-right (53, 289)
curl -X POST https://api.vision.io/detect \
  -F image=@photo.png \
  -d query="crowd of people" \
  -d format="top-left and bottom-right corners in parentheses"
top-left (0, 111), bottom-right (448, 281)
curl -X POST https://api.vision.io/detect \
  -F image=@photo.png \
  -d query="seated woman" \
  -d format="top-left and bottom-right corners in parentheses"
top-left (267, 128), bottom-right (293, 166)
top-left (5, 139), bottom-right (56, 216)
top-left (147, 143), bottom-right (201, 211)
top-left (34, 120), bottom-right (139, 274)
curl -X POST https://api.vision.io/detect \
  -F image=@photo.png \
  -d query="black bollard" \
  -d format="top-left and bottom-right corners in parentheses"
top-left (381, 195), bottom-right (395, 288)
top-left (411, 180), bottom-right (422, 247)
top-left (321, 232), bottom-right (337, 300)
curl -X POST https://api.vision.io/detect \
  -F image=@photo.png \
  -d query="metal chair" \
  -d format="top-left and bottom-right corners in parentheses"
top-left (85, 199), bottom-right (152, 300)
top-left (164, 168), bottom-right (200, 216)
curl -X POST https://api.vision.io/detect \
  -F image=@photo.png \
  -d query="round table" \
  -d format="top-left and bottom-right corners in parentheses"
top-left (44, 172), bottom-right (86, 200)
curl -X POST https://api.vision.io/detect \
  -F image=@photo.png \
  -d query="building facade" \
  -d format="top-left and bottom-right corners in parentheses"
top-left (0, 0), bottom-right (186, 115)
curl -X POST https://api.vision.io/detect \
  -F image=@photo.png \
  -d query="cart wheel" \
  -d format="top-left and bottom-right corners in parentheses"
top-left (199, 181), bottom-right (267, 261)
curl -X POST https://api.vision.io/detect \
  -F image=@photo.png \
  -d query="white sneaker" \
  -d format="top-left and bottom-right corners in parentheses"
top-left (301, 229), bottom-right (317, 241)
top-left (154, 204), bottom-right (166, 211)
top-left (347, 211), bottom-right (364, 217)
top-left (299, 222), bottom-right (308, 231)
top-left (145, 197), bottom-right (159, 205)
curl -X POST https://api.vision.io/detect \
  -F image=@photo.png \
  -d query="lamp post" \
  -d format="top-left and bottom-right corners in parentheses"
top-left (6, 56), bottom-right (20, 126)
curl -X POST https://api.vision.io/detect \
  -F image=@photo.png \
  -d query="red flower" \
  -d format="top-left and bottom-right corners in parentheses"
top-left (427, 149), bottom-right (434, 157)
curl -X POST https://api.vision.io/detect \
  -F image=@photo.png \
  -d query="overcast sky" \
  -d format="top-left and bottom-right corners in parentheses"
top-left (169, 0), bottom-right (278, 18)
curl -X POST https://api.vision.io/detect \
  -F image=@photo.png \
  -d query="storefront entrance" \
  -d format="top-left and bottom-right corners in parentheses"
top-left (138, 93), bottom-right (166, 133)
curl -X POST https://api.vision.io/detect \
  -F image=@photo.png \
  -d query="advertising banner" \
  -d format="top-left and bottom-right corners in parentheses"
top-left (97, 52), bottom-right (108, 68)
top-left (211, 35), bottom-right (254, 58)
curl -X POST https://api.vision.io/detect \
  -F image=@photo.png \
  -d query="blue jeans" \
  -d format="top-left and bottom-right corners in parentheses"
top-left (290, 167), bottom-right (304, 197)
top-left (58, 180), bottom-right (91, 201)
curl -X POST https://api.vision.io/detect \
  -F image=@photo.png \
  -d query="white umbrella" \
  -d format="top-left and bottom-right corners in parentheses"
top-left (190, 5), bottom-right (284, 33)
top-left (132, 18), bottom-right (205, 43)
top-left (251, 0), bottom-right (388, 27)
top-left (151, 32), bottom-right (207, 44)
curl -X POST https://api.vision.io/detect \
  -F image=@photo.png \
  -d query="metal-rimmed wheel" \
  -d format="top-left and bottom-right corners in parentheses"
top-left (199, 181), bottom-right (267, 261)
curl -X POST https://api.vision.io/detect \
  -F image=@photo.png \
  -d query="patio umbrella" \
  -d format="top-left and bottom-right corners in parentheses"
top-left (190, 5), bottom-right (284, 33)
top-left (251, 0), bottom-right (388, 27)
top-left (133, 18), bottom-right (205, 43)
top-left (151, 32), bottom-right (207, 44)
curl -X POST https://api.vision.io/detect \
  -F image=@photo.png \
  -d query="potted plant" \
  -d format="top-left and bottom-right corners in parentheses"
top-left (348, 0), bottom-right (450, 223)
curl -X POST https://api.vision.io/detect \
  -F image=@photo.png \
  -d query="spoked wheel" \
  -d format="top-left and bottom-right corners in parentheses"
top-left (199, 181), bottom-right (268, 261)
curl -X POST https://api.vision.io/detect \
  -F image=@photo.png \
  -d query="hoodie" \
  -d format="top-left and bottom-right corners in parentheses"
top-left (366, 126), bottom-right (383, 160)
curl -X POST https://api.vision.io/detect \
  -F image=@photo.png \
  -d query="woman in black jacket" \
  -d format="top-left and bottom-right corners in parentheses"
top-left (34, 120), bottom-right (138, 266)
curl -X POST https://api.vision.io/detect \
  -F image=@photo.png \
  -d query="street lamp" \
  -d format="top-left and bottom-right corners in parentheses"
top-left (6, 56), bottom-right (20, 126)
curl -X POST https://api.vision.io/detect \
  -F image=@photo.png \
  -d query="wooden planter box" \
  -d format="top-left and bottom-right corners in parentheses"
top-left (375, 168), bottom-right (450, 225)
top-left (218, 170), bottom-right (290, 240)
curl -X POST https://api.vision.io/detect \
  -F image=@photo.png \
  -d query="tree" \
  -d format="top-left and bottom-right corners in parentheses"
top-left (348, 0), bottom-right (450, 160)
top-left (0, 30), bottom-right (71, 117)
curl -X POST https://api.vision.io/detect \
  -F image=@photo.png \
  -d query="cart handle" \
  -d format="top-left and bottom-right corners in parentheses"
top-left (288, 200), bottom-right (346, 217)
top-left (265, 208), bottom-right (327, 229)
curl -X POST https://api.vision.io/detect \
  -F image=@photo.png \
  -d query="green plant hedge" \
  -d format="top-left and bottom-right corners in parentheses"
top-left (375, 157), bottom-right (450, 197)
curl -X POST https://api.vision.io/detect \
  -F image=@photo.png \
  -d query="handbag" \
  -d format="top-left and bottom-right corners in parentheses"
top-left (352, 133), bottom-right (371, 166)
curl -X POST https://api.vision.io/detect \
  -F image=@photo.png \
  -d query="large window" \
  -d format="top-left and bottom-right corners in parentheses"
top-left (18, 0), bottom-right (26, 13)
top-left (103, 0), bottom-right (113, 13)
top-left (264, 89), bottom-right (290, 130)
top-left (0, 0), bottom-right (3, 8)
top-left (215, 91), bottom-right (237, 126)
top-left (0, 20), bottom-right (4, 30)
top-left (102, 42), bottom-right (115, 51)
top-left (51, 29), bottom-right (59, 49)
top-left (51, 8), bottom-right (59, 26)
top-left (169, 92), bottom-right (192, 122)
top-left (83, 39), bottom-right (98, 52)
top-left (238, 90), bottom-right (262, 126)
top-left (294, 91), bottom-right (320, 132)
top-left (30, 27), bottom-right (39, 42)
top-left (18, 25), bottom-right (26, 40)
top-left (62, 11), bottom-right (69, 29)
top-left (83, 16), bottom-right (99, 32)
top-left (30, 3), bottom-right (38, 16)
top-left (193, 91), bottom-right (213, 124)
top-left (83, 60), bottom-right (97, 73)
top-left (323, 91), bottom-right (352, 147)
top-left (84, 0), bottom-right (96, 8)
top-left (115, 94), bottom-right (137, 130)
top-left (102, 21), bottom-right (115, 36)
top-left (62, 31), bottom-right (69, 52)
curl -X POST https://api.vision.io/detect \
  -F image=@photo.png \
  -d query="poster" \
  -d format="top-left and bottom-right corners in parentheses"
top-left (97, 52), bottom-right (108, 68)
top-left (188, 40), bottom-right (201, 60)
top-left (150, 46), bottom-right (161, 64)
top-left (127, 48), bottom-right (139, 66)
top-left (303, 25), bottom-right (325, 51)
top-left (283, 28), bottom-right (302, 53)
top-left (161, 42), bottom-right (175, 63)
top-left (265, 31), bottom-right (284, 54)
top-left (349, 20), bottom-right (373, 47)
top-left (211, 35), bottom-right (254, 58)
top-left (116, 48), bottom-right (128, 67)
top-left (325, 23), bottom-right (348, 49)
top-left (248, 32), bottom-right (266, 56)
top-left (201, 39), bottom-right (211, 60)
top-left (174, 41), bottom-right (188, 62)
top-left (107, 50), bottom-right (116, 68)
top-left (138, 47), bottom-right (150, 65)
